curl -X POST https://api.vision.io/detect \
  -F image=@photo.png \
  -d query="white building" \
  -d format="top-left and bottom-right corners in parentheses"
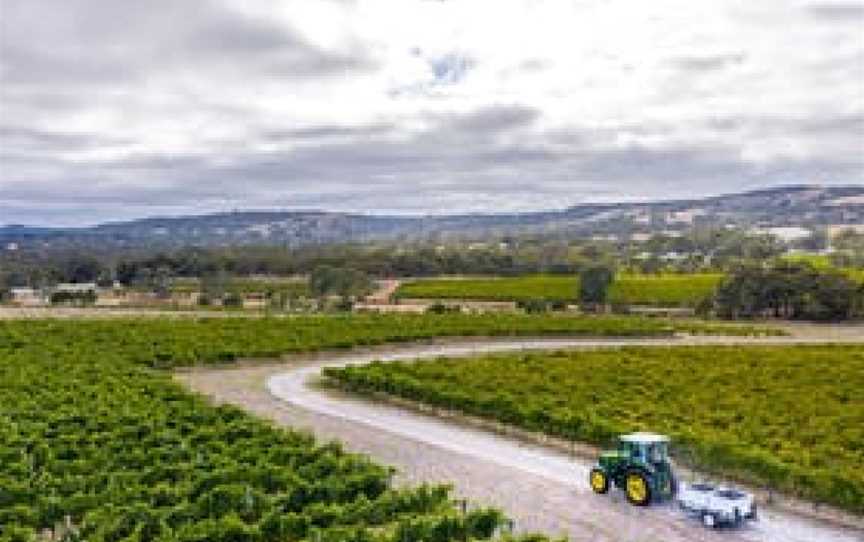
top-left (9, 287), bottom-right (48, 306)
top-left (55, 283), bottom-right (98, 293)
top-left (827, 224), bottom-right (864, 250)
top-left (753, 226), bottom-right (813, 243)
top-left (827, 224), bottom-right (864, 239)
top-left (665, 208), bottom-right (707, 225)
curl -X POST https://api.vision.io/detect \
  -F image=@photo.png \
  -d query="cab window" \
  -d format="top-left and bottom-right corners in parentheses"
top-left (648, 443), bottom-right (666, 462)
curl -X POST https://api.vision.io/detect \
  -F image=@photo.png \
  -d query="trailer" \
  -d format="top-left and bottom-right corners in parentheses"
top-left (589, 433), bottom-right (759, 529)
top-left (677, 482), bottom-right (758, 528)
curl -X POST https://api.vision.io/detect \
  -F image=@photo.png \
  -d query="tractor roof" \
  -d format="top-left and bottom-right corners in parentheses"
top-left (619, 432), bottom-right (670, 444)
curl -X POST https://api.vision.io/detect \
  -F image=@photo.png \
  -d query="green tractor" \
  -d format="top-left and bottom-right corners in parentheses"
top-left (589, 432), bottom-right (677, 506)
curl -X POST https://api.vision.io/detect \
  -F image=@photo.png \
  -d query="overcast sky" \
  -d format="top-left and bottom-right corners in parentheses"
top-left (1, 0), bottom-right (863, 226)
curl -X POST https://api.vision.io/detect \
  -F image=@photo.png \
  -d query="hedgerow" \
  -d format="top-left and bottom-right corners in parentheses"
top-left (325, 345), bottom-right (864, 514)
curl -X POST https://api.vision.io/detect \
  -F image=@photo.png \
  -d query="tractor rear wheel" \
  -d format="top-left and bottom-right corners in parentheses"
top-left (625, 470), bottom-right (652, 506)
top-left (746, 503), bottom-right (758, 520)
top-left (667, 470), bottom-right (679, 498)
top-left (589, 468), bottom-right (609, 494)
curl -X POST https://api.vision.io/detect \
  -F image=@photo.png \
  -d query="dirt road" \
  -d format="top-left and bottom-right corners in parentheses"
top-left (179, 331), bottom-right (863, 542)
top-left (365, 279), bottom-right (402, 303)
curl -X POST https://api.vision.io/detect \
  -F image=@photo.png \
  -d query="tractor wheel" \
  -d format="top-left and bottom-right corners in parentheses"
top-left (589, 468), bottom-right (609, 494)
top-left (702, 512), bottom-right (717, 528)
top-left (746, 503), bottom-right (758, 520)
top-left (624, 470), bottom-right (652, 506)
top-left (667, 471), bottom-right (679, 498)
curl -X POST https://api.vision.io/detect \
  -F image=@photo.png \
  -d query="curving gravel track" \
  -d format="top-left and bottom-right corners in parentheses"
top-left (179, 332), bottom-right (864, 542)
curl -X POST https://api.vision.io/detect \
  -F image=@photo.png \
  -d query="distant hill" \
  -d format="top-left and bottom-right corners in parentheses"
top-left (2, 185), bottom-right (863, 251)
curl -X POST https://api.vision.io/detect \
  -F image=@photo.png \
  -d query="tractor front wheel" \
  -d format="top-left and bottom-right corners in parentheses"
top-left (625, 470), bottom-right (652, 506)
top-left (589, 468), bottom-right (609, 494)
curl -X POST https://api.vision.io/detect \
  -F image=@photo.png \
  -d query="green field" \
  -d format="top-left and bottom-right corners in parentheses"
top-left (0, 314), bottom-right (775, 540)
top-left (846, 268), bottom-right (864, 284)
top-left (608, 274), bottom-right (723, 307)
top-left (780, 253), bottom-right (835, 268)
top-left (325, 345), bottom-right (864, 514)
top-left (397, 274), bottom-right (724, 307)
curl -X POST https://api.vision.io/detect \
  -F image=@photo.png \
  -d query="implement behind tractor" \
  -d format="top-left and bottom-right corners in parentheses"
top-left (589, 432), bottom-right (758, 529)
top-left (589, 432), bottom-right (677, 505)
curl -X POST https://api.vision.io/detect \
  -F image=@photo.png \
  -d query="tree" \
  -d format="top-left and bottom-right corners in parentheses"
top-left (830, 231), bottom-right (864, 267)
top-left (711, 262), bottom-right (861, 321)
top-left (200, 268), bottom-right (233, 304)
top-left (61, 254), bottom-right (105, 283)
top-left (133, 266), bottom-right (174, 298)
top-left (309, 266), bottom-right (372, 299)
top-left (578, 265), bottom-right (615, 309)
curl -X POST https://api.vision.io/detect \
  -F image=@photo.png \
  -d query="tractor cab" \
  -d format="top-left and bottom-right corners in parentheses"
top-left (590, 432), bottom-right (677, 506)
top-left (618, 433), bottom-right (670, 466)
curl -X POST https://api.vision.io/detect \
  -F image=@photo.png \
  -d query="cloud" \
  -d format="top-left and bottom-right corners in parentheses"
top-left (0, 0), bottom-right (375, 90)
top-left (262, 123), bottom-right (396, 141)
top-left (0, 0), bottom-right (861, 226)
top-left (671, 53), bottom-right (747, 73)
top-left (805, 2), bottom-right (864, 20)
top-left (441, 104), bottom-right (541, 133)
top-left (0, 127), bottom-right (129, 151)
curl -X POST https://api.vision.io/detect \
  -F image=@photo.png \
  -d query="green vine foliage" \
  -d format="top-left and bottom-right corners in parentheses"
top-left (396, 274), bottom-right (724, 307)
top-left (325, 345), bottom-right (864, 514)
top-left (2, 314), bottom-right (660, 542)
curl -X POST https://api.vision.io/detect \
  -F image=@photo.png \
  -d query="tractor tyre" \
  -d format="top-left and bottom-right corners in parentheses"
top-left (668, 470), bottom-right (679, 498)
top-left (624, 470), bottom-right (652, 506)
top-left (589, 468), bottom-right (609, 494)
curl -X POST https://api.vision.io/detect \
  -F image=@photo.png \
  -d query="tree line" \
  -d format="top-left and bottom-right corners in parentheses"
top-left (707, 261), bottom-right (864, 321)
top-left (581, 261), bottom-right (864, 321)
top-left (6, 227), bottom-right (850, 288)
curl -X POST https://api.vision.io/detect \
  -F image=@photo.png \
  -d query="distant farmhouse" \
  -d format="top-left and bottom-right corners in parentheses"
top-left (827, 224), bottom-right (864, 249)
top-left (752, 226), bottom-right (813, 243)
top-left (54, 282), bottom-right (98, 294)
top-left (9, 287), bottom-right (46, 307)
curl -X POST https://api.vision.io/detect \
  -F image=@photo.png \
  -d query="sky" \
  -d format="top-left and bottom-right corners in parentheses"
top-left (1, 0), bottom-right (863, 226)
